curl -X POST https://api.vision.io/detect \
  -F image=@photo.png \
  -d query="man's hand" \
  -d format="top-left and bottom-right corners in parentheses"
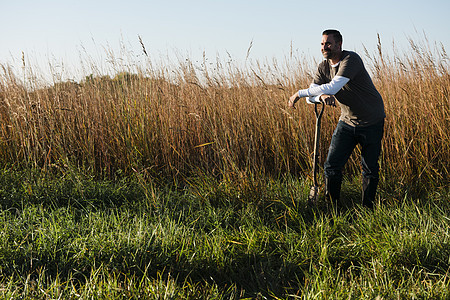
top-left (288, 93), bottom-right (300, 109)
top-left (320, 94), bottom-right (337, 107)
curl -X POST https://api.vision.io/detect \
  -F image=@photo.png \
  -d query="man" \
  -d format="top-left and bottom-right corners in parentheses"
top-left (288, 29), bottom-right (385, 209)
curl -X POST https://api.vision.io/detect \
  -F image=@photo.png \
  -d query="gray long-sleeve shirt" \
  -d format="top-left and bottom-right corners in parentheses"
top-left (300, 50), bottom-right (385, 127)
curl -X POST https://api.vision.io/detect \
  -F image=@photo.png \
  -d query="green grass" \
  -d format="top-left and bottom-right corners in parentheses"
top-left (0, 169), bottom-right (449, 299)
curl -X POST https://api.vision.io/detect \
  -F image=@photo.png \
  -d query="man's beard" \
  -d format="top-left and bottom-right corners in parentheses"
top-left (322, 50), bottom-right (332, 59)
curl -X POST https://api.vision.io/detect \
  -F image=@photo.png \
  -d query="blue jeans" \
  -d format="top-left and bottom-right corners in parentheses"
top-left (324, 119), bottom-right (384, 206)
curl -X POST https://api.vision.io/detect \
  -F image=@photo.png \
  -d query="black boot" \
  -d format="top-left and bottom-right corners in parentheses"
top-left (362, 177), bottom-right (379, 209)
top-left (325, 176), bottom-right (342, 207)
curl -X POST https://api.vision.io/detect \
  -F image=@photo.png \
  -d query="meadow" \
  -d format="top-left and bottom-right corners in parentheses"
top-left (0, 37), bottom-right (449, 298)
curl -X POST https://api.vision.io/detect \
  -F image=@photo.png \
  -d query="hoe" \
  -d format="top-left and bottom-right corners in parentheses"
top-left (308, 100), bottom-right (325, 205)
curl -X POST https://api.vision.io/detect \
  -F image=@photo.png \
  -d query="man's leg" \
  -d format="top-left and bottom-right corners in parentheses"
top-left (359, 120), bottom-right (384, 209)
top-left (324, 121), bottom-right (357, 205)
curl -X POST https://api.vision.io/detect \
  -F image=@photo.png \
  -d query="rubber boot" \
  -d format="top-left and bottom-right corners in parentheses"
top-left (325, 176), bottom-right (341, 207)
top-left (362, 177), bottom-right (379, 209)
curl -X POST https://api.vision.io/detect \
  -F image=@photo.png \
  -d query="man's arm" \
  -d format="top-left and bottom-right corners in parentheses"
top-left (297, 75), bottom-right (349, 98)
top-left (306, 84), bottom-right (322, 104)
top-left (288, 60), bottom-right (348, 108)
top-left (288, 78), bottom-right (344, 108)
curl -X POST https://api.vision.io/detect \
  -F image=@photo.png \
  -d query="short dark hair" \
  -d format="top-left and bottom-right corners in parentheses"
top-left (322, 29), bottom-right (342, 43)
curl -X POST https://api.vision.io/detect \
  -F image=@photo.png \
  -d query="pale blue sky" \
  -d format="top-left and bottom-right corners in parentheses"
top-left (1, 0), bottom-right (449, 82)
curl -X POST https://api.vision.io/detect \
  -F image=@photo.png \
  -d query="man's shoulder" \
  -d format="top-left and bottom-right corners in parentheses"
top-left (317, 59), bottom-right (330, 71)
top-left (342, 50), bottom-right (363, 63)
top-left (317, 51), bottom-right (362, 68)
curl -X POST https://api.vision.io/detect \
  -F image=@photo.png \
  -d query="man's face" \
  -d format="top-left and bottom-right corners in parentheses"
top-left (321, 34), bottom-right (342, 60)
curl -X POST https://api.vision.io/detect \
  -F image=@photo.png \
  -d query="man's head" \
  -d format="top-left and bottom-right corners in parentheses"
top-left (321, 29), bottom-right (343, 62)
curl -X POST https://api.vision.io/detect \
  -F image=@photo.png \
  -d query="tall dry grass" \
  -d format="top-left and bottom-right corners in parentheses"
top-left (0, 38), bottom-right (448, 190)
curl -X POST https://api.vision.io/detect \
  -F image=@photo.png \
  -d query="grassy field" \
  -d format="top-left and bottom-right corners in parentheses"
top-left (0, 170), bottom-right (449, 299)
top-left (0, 37), bottom-right (449, 298)
top-left (0, 37), bottom-right (448, 188)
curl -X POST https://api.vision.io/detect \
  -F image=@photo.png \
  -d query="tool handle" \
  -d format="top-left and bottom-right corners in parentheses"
top-left (312, 101), bottom-right (325, 187)
top-left (314, 100), bottom-right (325, 120)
